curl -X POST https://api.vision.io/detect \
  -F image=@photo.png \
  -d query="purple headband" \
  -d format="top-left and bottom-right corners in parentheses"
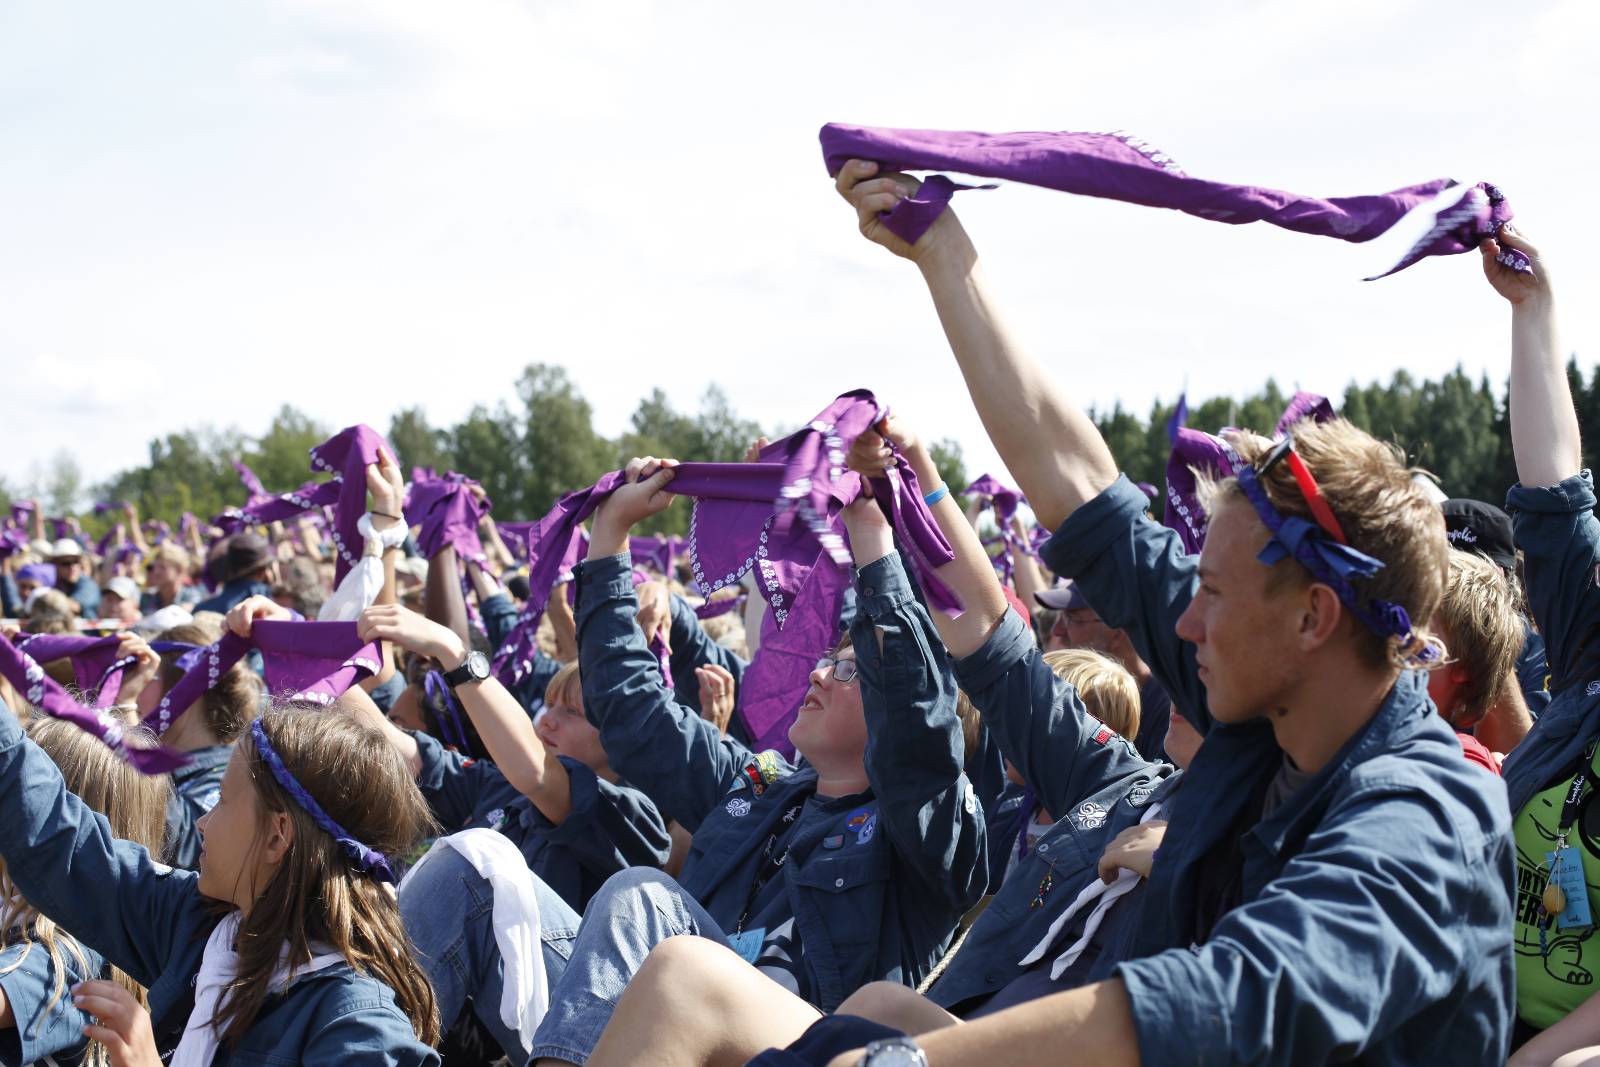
top-left (249, 718), bottom-right (395, 883)
top-left (818, 124), bottom-right (1532, 280)
top-left (1234, 465), bottom-right (1436, 663)
top-left (142, 621), bottom-right (381, 736)
top-left (0, 633), bottom-right (188, 773)
top-left (12, 633), bottom-right (135, 708)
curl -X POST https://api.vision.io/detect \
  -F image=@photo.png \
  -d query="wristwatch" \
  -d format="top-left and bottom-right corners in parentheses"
top-left (857, 1037), bottom-right (928, 1067)
top-left (440, 650), bottom-right (490, 688)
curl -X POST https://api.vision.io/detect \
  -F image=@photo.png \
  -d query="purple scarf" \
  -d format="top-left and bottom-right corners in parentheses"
top-left (965, 473), bottom-right (1027, 581)
top-left (405, 469), bottom-right (490, 564)
top-left (1163, 391), bottom-right (1334, 553)
top-left (232, 460), bottom-right (271, 505)
top-left (142, 621), bottom-right (381, 736)
top-left (0, 633), bottom-right (187, 773)
top-left (13, 633), bottom-right (135, 708)
top-left (495, 391), bottom-right (960, 749)
top-left (818, 124), bottom-right (1531, 280)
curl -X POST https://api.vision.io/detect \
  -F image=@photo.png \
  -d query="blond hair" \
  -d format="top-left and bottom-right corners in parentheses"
top-left (0, 713), bottom-right (170, 1067)
top-left (1208, 418), bottom-right (1448, 670)
top-left (1043, 648), bottom-right (1141, 741)
top-left (1435, 551), bottom-right (1522, 728)
top-left (544, 660), bottom-right (582, 712)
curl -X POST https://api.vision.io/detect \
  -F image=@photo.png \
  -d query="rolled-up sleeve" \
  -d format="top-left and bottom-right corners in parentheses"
top-left (1506, 472), bottom-right (1600, 693)
top-left (1041, 475), bottom-right (1210, 733)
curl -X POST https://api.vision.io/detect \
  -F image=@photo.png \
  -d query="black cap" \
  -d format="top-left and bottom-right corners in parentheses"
top-left (1440, 498), bottom-right (1516, 573)
top-left (1033, 580), bottom-right (1090, 612)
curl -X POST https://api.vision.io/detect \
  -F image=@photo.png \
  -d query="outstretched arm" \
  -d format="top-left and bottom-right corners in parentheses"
top-left (836, 161), bottom-right (1118, 530)
top-left (1482, 228), bottom-right (1577, 486)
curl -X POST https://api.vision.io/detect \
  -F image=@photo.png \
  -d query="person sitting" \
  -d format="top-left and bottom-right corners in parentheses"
top-left (1430, 550), bottom-right (1533, 767)
top-left (194, 532), bottom-right (277, 616)
top-left (520, 451), bottom-right (990, 1066)
top-left (49, 540), bottom-right (99, 618)
top-left (0, 714), bottom-right (170, 1066)
top-left (731, 157), bottom-right (1513, 1067)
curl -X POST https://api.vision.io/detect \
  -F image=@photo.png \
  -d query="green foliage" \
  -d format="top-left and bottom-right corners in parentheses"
top-left (928, 438), bottom-right (968, 497)
top-left (388, 407), bottom-right (450, 475)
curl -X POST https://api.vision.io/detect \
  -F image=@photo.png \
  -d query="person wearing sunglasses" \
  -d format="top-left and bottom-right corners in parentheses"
top-left (790, 160), bottom-right (1515, 1067)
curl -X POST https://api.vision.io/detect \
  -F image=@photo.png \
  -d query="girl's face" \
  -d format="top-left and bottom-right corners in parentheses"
top-left (195, 748), bottom-right (291, 912)
top-left (536, 692), bottom-right (609, 774)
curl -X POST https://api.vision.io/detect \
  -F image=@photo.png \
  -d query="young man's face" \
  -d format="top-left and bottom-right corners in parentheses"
top-left (55, 558), bottom-right (83, 583)
top-left (788, 648), bottom-right (867, 770)
top-left (1176, 496), bottom-right (1306, 724)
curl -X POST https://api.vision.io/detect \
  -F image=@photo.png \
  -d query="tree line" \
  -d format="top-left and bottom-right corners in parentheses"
top-left (7, 357), bottom-right (1593, 542)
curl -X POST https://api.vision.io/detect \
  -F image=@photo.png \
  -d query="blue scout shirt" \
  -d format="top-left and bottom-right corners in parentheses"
top-left (59, 575), bottom-right (100, 618)
top-left (161, 743), bottom-right (233, 871)
top-left (0, 706), bottom-right (438, 1065)
top-left (0, 934), bottom-right (101, 1065)
top-left (928, 608), bottom-right (1173, 1012)
top-left (194, 578), bottom-right (273, 617)
top-left (1517, 620), bottom-right (1552, 719)
top-left (412, 729), bottom-right (672, 911)
top-left (1049, 475), bottom-right (1514, 1066)
top-left (574, 549), bottom-right (987, 1010)
top-left (667, 592), bottom-right (755, 745)
top-left (1501, 472), bottom-right (1600, 814)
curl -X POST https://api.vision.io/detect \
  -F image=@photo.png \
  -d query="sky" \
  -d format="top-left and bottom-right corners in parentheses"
top-left (2, 0), bottom-right (1595, 508)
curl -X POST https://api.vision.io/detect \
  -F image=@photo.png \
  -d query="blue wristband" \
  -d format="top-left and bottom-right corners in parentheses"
top-left (923, 484), bottom-right (950, 506)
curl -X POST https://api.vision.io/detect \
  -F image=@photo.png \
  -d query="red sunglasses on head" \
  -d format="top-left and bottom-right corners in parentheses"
top-left (1257, 434), bottom-right (1348, 545)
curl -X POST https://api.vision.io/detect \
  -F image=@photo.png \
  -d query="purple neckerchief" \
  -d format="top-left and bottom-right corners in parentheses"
top-left (495, 522), bottom-right (537, 562)
top-left (8, 502), bottom-right (36, 527)
top-left (423, 670), bottom-right (473, 752)
top-left (405, 470), bottom-right (490, 565)
top-left (818, 124), bottom-right (1531, 280)
top-left (309, 425), bottom-right (396, 585)
top-left (0, 528), bottom-right (26, 560)
top-left (964, 472), bottom-right (1027, 573)
top-left (142, 621), bottom-right (381, 736)
top-left (232, 459), bottom-right (271, 505)
top-left (213, 478), bottom-right (340, 536)
top-left (694, 593), bottom-right (745, 620)
top-left (630, 534), bottom-right (685, 577)
top-left (47, 519), bottom-right (71, 541)
top-left (94, 524), bottom-right (122, 557)
top-left (736, 554), bottom-right (853, 757)
top-left (1162, 392), bottom-right (1335, 554)
top-left (144, 519), bottom-right (173, 545)
top-left (92, 501), bottom-right (126, 516)
top-left (13, 633), bottom-right (134, 708)
top-left (0, 633), bottom-right (187, 773)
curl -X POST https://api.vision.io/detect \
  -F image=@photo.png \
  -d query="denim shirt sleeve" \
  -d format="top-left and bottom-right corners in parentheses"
top-left (538, 756), bottom-right (673, 872)
top-left (668, 592), bottom-right (750, 712)
top-left (1041, 475), bottom-right (1211, 733)
top-left (852, 552), bottom-right (989, 913)
top-left (0, 938), bottom-right (98, 1064)
top-left (955, 608), bottom-right (1156, 821)
top-left (412, 729), bottom-right (502, 831)
top-left (1114, 786), bottom-right (1485, 1065)
top-left (294, 997), bottom-right (441, 1067)
top-left (479, 591), bottom-right (521, 660)
top-left (0, 705), bottom-right (201, 989)
top-left (1506, 472), bottom-right (1600, 692)
top-left (575, 552), bottom-right (756, 832)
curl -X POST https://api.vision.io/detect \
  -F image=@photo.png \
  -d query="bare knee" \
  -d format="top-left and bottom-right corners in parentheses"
top-left (835, 981), bottom-right (958, 1036)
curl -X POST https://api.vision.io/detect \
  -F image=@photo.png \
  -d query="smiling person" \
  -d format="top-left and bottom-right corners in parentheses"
top-left (0, 667), bottom-right (442, 1062)
top-left (517, 454), bottom-right (988, 1067)
top-left (757, 159), bottom-right (1518, 1067)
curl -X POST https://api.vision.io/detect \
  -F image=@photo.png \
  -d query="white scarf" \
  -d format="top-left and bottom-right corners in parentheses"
top-left (171, 911), bottom-right (344, 1067)
top-left (1017, 801), bottom-right (1165, 979)
top-left (401, 829), bottom-right (550, 1055)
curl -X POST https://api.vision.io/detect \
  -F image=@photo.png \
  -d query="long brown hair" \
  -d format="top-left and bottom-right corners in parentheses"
top-left (213, 704), bottom-right (440, 1048)
top-left (0, 713), bottom-right (170, 1067)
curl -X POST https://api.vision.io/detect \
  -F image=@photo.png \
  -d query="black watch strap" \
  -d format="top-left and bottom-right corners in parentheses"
top-left (441, 650), bottom-right (490, 688)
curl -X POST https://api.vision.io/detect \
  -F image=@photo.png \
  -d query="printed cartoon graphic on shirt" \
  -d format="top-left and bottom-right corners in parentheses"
top-left (1514, 790), bottom-right (1600, 990)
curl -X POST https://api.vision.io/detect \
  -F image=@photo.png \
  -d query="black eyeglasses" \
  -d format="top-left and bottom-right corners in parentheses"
top-left (814, 657), bottom-right (858, 684)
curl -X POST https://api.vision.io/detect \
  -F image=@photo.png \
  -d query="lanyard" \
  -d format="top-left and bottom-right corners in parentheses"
top-left (736, 803), bottom-right (804, 934)
top-left (1557, 739), bottom-right (1600, 846)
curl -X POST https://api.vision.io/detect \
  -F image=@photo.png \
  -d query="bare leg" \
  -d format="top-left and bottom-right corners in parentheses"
top-left (834, 982), bottom-right (962, 1036)
top-left (586, 935), bottom-right (822, 1067)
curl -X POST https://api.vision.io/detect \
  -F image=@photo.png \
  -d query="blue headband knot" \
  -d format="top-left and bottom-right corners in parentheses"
top-left (250, 718), bottom-right (396, 884)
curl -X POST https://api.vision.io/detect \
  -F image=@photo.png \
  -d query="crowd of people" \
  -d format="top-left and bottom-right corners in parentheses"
top-left (0, 155), bottom-right (1587, 1067)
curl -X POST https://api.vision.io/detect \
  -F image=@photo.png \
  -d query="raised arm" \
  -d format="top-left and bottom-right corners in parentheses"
top-left (835, 161), bottom-right (1118, 530)
top-left (359, 603), bottom-right (577, 825)
top-left (1482, 228), bottom-right (1577, 486)
top-left (845, 414), bottom-right (1008, 658)
top-left (580, 458), bottom-right (759, 829)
